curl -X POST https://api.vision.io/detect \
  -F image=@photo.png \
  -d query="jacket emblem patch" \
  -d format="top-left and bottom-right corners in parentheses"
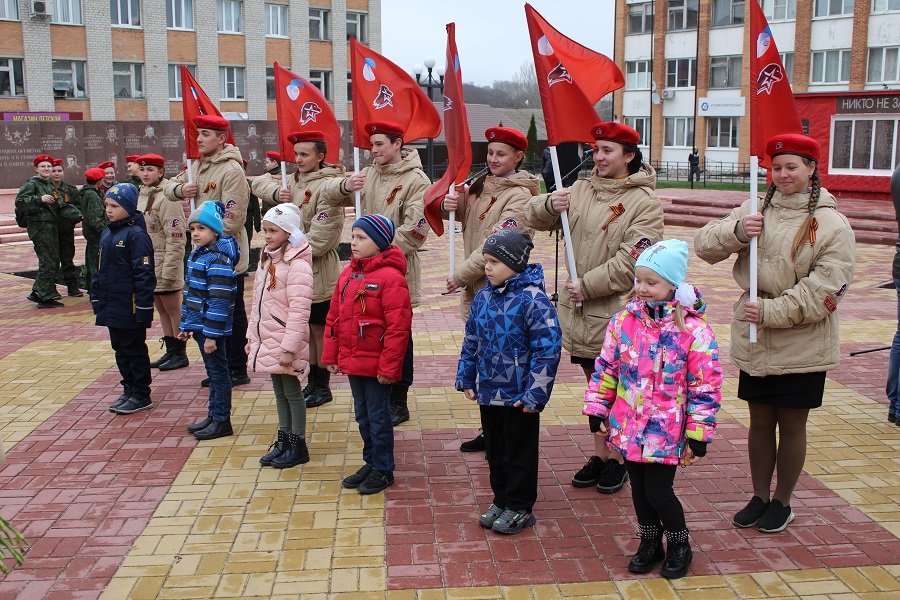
top-left (823, 294), bottom-right (837, 313)
top-left (365, 283), bottom-right (380, 290)
top-left (116, 240), bottom-right (125, 247)
top-left (142, 256), bottom-right (150, 265)
top-left (224, 199), bottom-right (236, 209)
top-left (629, 237), bottom-right (652, 259)
top-left (415, 217), bottom-right (427, 230)
top-left (314, 211), bottom-right (329, 222)
top-left (171, 218), bottom-right (182, 227)
top-left (834, 283), bottom-right (847, 298)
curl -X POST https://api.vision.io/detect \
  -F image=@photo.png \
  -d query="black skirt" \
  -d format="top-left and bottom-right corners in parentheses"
top-left (737, 370), bottom-right (827, 409)
top-left (570, 354), bottom-right (597, 371)
top-left (308, 300), bottom-right (331, 326)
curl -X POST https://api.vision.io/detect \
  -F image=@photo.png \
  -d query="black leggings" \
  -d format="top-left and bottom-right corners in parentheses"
top-left (625, 461), bottom-right (686, 532)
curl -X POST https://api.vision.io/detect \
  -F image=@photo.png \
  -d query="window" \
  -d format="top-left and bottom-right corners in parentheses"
top-left (265, 3), bottom-right (287, 37)
top-left (347, 11), bottom-right (367, 43)
top-left (625, 61), bottom-right (652, 89)
top-left (627, 3), bottom-right (653, 34)
top-left (113, 62), bottom-right (143, 98)
top-left (265, 66), bottom-right (286, 100)
top-left (0, 58), bottom-right (24, 96)
top-left (309, 70), bottom-right (332, 101)
top-left (51, 0), bottom-right (83, 25)
top-left (872, 0), bottom-right (900, 12)
top-left (666, 58), bottom-right (697, 88)
top-left (667, 0), bottom-right (698, 31)
top-left (623, 117), bottom-right (650, 144)
top-left (709, 56), bottom-right (742, 88)
top-left (831, 117), bottom-right (899, 172)
top-left (868, 47), bottom-right (900, 83)
top-left (0, 0), bottom-right (18, 20)
top-left (664, 117), bottom-right (694, 147)
top-left (52, 60), bottom-right (86, 98)
top-left (220, 66), bottom-right (244, 99)
top-left (309, 8), bottom-right (330, 41)
top-left (111, 0), bottom-right (140, 26)
top-left (810, 49), bottom-right (851, 83)
top-left (781, 52), bottom-right (794, 84)
top-left (815, 0), bottom-right (854, 17)
top-left (707, 117), bottom-right (739, 148)
top-left (764, 0), bottom-right (797, 20)
top-left (712, 0), bottom-right (743, 26)
top-left (167, 0), bottom-right (193, 29)
top-left (347, 75), bottom-right (352, 102)
top-left (168, 64), bottom-right (195, 99)
top-left (217, 0), bottom-right (242, 33)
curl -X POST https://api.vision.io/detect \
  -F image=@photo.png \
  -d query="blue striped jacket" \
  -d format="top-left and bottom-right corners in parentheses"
top-left (181, 236), bottom-right (238, 339)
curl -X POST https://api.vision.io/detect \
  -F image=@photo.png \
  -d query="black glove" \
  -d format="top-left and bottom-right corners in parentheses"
top-left (688, 439), bottom-right (707, 457)
top-left (588, 416), bottom-right (604, 433)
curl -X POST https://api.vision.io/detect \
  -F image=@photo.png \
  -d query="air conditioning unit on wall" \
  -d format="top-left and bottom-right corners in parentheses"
top-left (31, 0), bottom-right (50, 16)
top-left (661, 89), bottom-right (676, 100)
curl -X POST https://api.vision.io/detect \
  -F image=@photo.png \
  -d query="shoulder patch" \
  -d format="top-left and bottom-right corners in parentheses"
top-left (629, 237), bottom-right (652, 259)
top-left (314, 211), bottom-right (329, 222)
top-left (171, 218), bottom-right (182, 228)
top-left (823, 294), bottom-right (837, 313)
top-left (415, 217), bottom-right (427, 230)
top-left (225, 199), bottom-right (236, 209)
top-left (833, 283), bottom-right (847, 298)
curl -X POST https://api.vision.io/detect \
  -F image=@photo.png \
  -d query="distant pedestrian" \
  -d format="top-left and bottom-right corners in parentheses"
top-left (688, 147), bottom-right (700, 184)
top-left (80, 168), bottom-right (108, 295)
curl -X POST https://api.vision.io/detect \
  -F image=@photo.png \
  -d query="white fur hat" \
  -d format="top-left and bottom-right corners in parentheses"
top-left (263, 203), bottom-right (304, 246)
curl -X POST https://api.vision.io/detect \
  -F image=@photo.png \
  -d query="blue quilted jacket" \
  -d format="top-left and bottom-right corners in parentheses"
top-left (181, 236), bottom-right (238, 339)
top-left (456, 263), bottom-right (562, 410)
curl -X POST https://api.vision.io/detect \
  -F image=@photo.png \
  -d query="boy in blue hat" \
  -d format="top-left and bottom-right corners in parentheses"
top-left (92, 183), bottom-right (157, 415)
top-left (178, 201), bottom-right (240, 440)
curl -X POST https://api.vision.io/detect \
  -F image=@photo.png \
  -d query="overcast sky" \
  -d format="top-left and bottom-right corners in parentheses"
top-left (380, 0), bottom-right (617, 86)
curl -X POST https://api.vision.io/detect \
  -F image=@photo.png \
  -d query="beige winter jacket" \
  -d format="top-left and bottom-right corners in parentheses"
top-left (138, 180), bottom-right (186, 293)
top-left (694, 188), bottom-right (856, 376)
top-left (253, 166), bottom-right (351, 303)
top-left (329, 149), bottom-right (431, 307)
top-left (524, 164), bottom-right (664, 359)
top-left (163, 144), bottom-right (250, 274)
top-left (443, 171), bottom-right (541, 319)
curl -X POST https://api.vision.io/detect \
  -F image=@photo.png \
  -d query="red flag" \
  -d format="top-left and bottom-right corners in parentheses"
top-left (422, 24), bottom-right (472, 237)
top-left (349, 37), bottom-right (442, 149)
top-left (179, 65), bottom-right (235, 159)
top-left (750, 1), bottom-right (802, 168)
top-left (525, 3), bottom-right (624, 145)
top-left (273, 62), bottom-right (342, 164)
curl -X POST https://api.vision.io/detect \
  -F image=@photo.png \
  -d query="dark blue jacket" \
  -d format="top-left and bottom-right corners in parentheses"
top-left (181, 236), bottom-right (238, 339)
top-left (92, 212), bottom-right (156, 329)
top-left (456, 263), bottom-right (562, 410)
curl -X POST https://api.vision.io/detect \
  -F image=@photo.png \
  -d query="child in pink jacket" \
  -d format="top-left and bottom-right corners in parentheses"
top-left (248, 203), bottom-right (314, 469)
top-left (584, 239), bottom-right (721, 580)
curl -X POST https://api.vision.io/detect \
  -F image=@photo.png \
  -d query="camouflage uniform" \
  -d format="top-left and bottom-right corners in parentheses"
top-left (15, 176), bottom-right (60, 301)
top-left (54, 180), bottom-right (82, 286)
top-left (244, 178), bottom-right (261, 244)
top-left (79, 182), bottom-right (108, 294)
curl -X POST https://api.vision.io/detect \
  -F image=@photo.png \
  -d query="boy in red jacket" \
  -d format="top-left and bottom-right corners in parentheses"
top-left (321, 214), bottom-right (412, 495)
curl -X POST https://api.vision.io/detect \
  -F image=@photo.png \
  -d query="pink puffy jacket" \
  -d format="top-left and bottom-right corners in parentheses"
top-left (247, 239), bottom-right (313, 378)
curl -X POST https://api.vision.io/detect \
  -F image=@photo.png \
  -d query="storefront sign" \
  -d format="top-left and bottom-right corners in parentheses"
top-left (835, 94), bottom-right (900, 114)
top-left (2, 112), bottom-right (84, 122)
top-left (698, 97), bottom-right (745, 117)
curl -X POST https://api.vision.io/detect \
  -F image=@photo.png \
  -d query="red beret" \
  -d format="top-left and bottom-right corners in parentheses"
top-left (136, 153), bottom-right (165, 168)
top-left (591, 121), bottom-right (641, 146)
top-left (242, 159), bottom-right (248, 168)
top-left (265, 151), bottom-right (282, 161)
top-left (51, 158), bottom-right (63, 167)
top-left (84, 168), bottom-right (106, 183)
top-left (766, 134), bottom-right (820, 163)
top-left (485, 127), bottom-right (528, 151)
top-left (125, 155), bottom-right (140, 163)
top-left (33, 154), bottom-right (53, 167)
top-left (193, 115), bottom-right (230, 131)
top-left (98, 161), bottom-right (116, 170)
top-left (365, 121), bottom-right (404, 138)
top-left (287, 130), bottom-right (326, 144)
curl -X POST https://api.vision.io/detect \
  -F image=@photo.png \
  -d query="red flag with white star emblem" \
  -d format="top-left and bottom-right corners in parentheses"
top-left (750, 1), bottom-right (802, 168)
top-left (179, 65), bottom-right (234, 159)
top-left (273, 62), bottom-right (341, 163)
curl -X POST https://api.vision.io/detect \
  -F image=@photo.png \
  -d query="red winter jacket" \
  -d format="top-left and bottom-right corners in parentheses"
top-left (321, 244), bottom-right (412, 380)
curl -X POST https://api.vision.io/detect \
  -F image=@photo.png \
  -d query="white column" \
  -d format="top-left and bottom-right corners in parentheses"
top-left (331, 0), bottom-right (347, 120)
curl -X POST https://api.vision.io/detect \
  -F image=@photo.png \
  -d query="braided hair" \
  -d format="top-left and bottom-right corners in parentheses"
top-left (763, 157), bottom-right (820, 260)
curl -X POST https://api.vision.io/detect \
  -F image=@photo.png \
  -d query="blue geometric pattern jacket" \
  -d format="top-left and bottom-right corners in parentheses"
top-left (181, 236), bottom-right (238, 339)
top-left (456, 263), bottom-right (562, 410)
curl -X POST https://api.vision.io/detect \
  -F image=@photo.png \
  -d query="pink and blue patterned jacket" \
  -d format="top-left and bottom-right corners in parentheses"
top-left (583, 292), bottom-right (722, 465)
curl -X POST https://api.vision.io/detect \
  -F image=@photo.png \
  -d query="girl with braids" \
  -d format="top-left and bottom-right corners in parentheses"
top-left (252, 131), bottom-right (354, 411)
top-left (695, 133), bottom-right (856, 533)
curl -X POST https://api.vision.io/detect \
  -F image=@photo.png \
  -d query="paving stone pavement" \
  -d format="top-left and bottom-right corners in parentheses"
top-left (0, 200), bottom-right (899, 599)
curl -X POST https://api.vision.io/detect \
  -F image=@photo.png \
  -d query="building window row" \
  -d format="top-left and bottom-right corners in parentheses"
top-left (111, 0), bottom-right (141, 27)
top-left (814, 0), bottom-right (854, 17)
top-left (626, 3), bottom-right (653, 35)
top-left (872, 0), bottom-right (900, 13)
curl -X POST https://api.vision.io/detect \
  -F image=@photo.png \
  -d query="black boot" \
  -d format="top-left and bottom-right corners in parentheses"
top-left (150, 337), bottom-right (175, 369)
top-left (306, 366), bottom-right (333, 408)
top-left (390, 385), bottom-right (410, 426)
top-left (302, 366), bottom-right (318, 402)
top-left (159, 337), bottom-right (189, 371)
top-left (660, 529), bottom-right (693, 579)
top-left (260, 430), bottom-right (288, 466)
top-left (272, 432), bottom-right (310, 468)
top-left (627, 524), bottom-right (665, 573)
top-left (193, 419), bottom-right (233, 440)
top-left (187, 416), bottom-right (213, 433)
top-left (66, 283), bottom-right (83, 297)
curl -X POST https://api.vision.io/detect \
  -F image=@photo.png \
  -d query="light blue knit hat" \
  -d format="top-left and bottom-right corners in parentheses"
top-left (635, 239), bottom-right (689, 286)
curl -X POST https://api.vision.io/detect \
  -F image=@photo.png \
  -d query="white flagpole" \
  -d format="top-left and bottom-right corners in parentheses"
top-left (280, 161), bottom-right (288, 191)
top-left (448, 184), bottom-right (456, 277)
top-left (353, 147), bottom-right (362, 217)
top-left (186, 158), bottom-right (195, 212)
top-left (749, 155), bottom-right (759, 343)
top-left (549, 145), bottom-right (580, 307)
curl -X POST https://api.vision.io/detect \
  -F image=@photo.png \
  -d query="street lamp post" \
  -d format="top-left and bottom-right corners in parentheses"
top-left (413, 58), bottom-right (445, 181)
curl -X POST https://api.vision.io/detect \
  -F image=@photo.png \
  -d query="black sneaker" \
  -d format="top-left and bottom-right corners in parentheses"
top-left (357, 469), bottom-right (394, 495)
top-left (478, 504), bottom-right (505, 528)
top-left (890, 412), bottom-right (897, 424)
top-left (113, 397), bottom-right (152, 415)
top-left (193, 420), bottom-right (234, 441)
top-left (460, 432), bottom-right (485, 453)
top-left (572, 456), bottom-right (606, 488)
top-left (67, 284), bottom-right (83, 297)
top-left (491, 509), bottom-right (536, 535)
top-left (597, 460), bottom-right (628, 494)
top-left (200, 377), bottom-right (210, 388)
top-left (306, 386), bottom-right (333, 408)
top-left (187, 416), bottom-right (213, 433)
top-left (37, 299), bottom-right (64, 309)
top-left (756, 499), bottom-right (795, 533)
top-left (732, 496), bottom-right (769, 528)
top-left (26, 292), bottom-right (39, 303)
top-left (342, 465), bottom-right (373, 489)
top-left (108, 393), bottom-right (131, 412)
top-left (230, 371), bottom-right (251, 386)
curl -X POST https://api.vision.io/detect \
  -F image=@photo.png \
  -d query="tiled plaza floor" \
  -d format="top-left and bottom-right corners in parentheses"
top-left (1, 192), bottom-right (899, 598)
